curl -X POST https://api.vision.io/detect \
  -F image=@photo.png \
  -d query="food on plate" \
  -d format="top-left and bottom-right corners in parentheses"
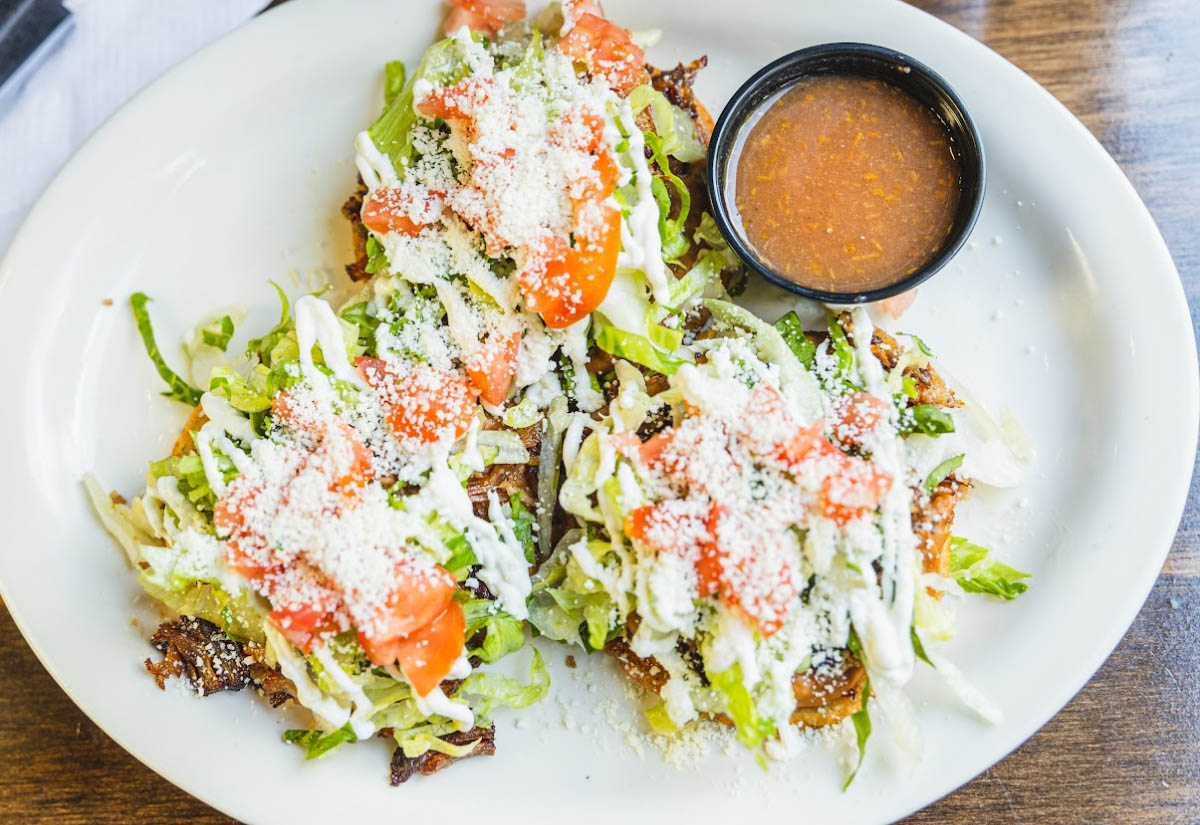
top-left (87, 0), bottom-right (1029, 788)
top-left (734, 75), bottom-right (963, 293)
top-left (530, 301), bottom-right (1030, 779)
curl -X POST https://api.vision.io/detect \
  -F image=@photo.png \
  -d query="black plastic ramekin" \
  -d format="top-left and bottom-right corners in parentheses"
top-left (706, 43), bottom-right (986, 304)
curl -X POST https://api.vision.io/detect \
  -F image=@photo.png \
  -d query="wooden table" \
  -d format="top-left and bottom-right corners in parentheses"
top-left (1, 0), bottom-right (1196, 821)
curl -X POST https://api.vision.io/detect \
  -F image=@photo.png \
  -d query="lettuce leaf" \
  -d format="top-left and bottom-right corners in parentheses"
top-left (283, 723), bottom-right (357, 760)
top-left (460, 648), bottom-right (550, 713)
top-left (593, 322), bottom-right (684, 375)
top-left (708, 664), bottom-right (776, 753)
top-left (130, 293), bottom-right (202, 406)
top-left (950, 537), bottom-right (1030, 600)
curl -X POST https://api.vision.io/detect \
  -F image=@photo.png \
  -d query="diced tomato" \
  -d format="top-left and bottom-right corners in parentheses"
top-left (317, 418), bottom-right (376, 496)
top-left (270, 600), bottom-right (339, 653)
top-left (776, 418), bottom-right (837, 466)
top-left (270, 391), bottom-right (306, 432)
top-left (356, 356), bottom-right (478, 444)
top-left (878, 288), bottom-right (918, 319)
top-left (557, 12), bottom-right (645, 91)
top-left (366, 601), bottom-right (467, 697)
top-left (214, 478), bottom-right (273, 579)
top-left (818, 456), bottom-right (893, 525)
top-left (694, 501), bottom-right (725, 598)
top-left (688, 502), bottom-right (795, 636)
top-left (562, 0), bottom-right (605, 29)
top-left (519, 203), bottom-right (621, 328)
top-left (464, 331), bottom-right (519, 406)
top-left (416, 76), bottom-right (497, 129)
top-left (369, 563), bottom-right (457, 646)
top-left (832, 391), bottom-right (890, 445)
top-left (623, 501), bottom-right (709, 559)
top-left (442, 0), bottom-right (525, 36)
top-left (637, 429), bottom-right (676, 470)
top-left (360, 185), bottom-right (443, 237)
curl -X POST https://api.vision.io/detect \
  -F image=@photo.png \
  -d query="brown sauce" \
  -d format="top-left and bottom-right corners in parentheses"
top-left (734, 74), bottom-right (962, 292)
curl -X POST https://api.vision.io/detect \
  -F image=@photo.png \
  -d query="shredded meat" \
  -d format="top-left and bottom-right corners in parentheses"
top-left (389, 725), bottom-right (497, 785)
top-left (608, 616), bottom-right (864, 730)
top-left (144, 616), bottom-right (294, 707)
top-left (465, 416), bottom-right (542, 520)
top-left (647, 57), bottom-right (712, 143)
top-left (342, 179), bottom-right (372, 283)
top-left (912, 476), bottom-right (972, 581)
top-left (790, 653), bottom-right (867, 728)
top-left (171, 405), bottom-right (208, 457)
top-left (870, 325), bottom-right (962, 408)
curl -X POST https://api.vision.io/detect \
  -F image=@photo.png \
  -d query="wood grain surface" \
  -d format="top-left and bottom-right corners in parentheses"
top-left (1, 0), bottom-right (1197, 822)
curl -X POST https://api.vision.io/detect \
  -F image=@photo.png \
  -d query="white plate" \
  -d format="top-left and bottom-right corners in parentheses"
top-left (0, 1), bottom-right (1194, 822)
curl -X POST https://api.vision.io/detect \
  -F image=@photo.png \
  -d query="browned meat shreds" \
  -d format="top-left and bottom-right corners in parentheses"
top-left (342, 179), bottom-right (371, 283)
top-left (389, 725), bottom-right (497, 785)
top-left (466, 416), bottom-right (542, 520)
top-left (913, 475), bottom-right (972, 582)
top-left (607, 618), bottom-right (867, 730)
top-left (145, 616), bottom-right (294, 707)
top-left (648, 57), bottom-right (707, 119)
top-left (869, 325), bottom-right (962, 409)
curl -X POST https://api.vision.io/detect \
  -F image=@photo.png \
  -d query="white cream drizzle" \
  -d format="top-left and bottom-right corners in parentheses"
top-left (294, 295), bottom-right (365, 388)
top-left (616, 103), bottom-right (670, 305)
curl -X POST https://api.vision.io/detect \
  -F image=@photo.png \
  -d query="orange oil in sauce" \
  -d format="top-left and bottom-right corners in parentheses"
top-left (735, 74), bottom-right (962, 292)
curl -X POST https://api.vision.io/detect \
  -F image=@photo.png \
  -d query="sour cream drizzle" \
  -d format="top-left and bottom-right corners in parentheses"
top-left (616, 104), bottom-right (671, 305)
top-left (294, 295), bottom-right (365, 388)
top-left (848, 306), bottom-right (916, 687)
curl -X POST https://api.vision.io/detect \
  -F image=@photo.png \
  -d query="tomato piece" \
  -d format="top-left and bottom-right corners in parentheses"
top-left (361, 185), bottom-right (443, 236)
top-left (705, 505), bottom-right (796, 636)
top-left (832, 391), bottom-right (891, 445)
top-left (624, 501), bottom-right (710, 558)
top-left (365, 563), bottom-right (457, 646)
top-left (442, 0), bottom-right (525, 36)
top-left (878, 288), bottom-right (918, 319)
top-left (818, 456), bottom-right (893, 525)
top-left (416, 76), bottom-right (496, 128)
top-left (558, 12), bottom-right (645, 91)
top-left (357, 356), bottom-right (477, 444)
top-left (374, 601), bottom-right (467, 696)
top-left (519, 203), bottom-right (621, 328)
top-left (317, 418), bottom-right (376, 496)
top-left (562, 0), bottom-right (606, 29)
top-left (694, 501), bottom-right (725, 598)
top-left (464, 331), bottom-right (519, 406)
top-left (270, 601), bottom-right (339, 653)
top-left (637, 429), bottom-right (676, 470)
top-left (214, 478), bottom-right (272, 579)
top-left (777, 418), bottom-right (838, 466)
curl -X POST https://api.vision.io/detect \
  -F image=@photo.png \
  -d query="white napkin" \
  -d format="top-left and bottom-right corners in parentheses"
top-left (0, 0), bottom-right (264, 254)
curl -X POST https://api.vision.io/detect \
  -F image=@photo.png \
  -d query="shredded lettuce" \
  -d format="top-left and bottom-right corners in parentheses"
top-left (200, 315), bottom-right (235, 351)
top-left (773, 310), bottom-right (816, 368)
top-left (901, 404), bottom-right (956, 436)
top-left (923, 454), bottom-right (964, 495)
top-left (708, 663), bottom-right (776, 753)
top-left (383, 60), bottom-right (407, 105)
top-left (245, 281), bottom-right (293, 365)
top-left (283, 723), bottom-right (357, 760)
top-left (842, 632), bottom-right (872, 790)
top-left (130, 293), bottom-right (203, 406)
top-left (627, 84), bottom-right (705, 163)
top-left (369, 35), bottom-right (479, 169)
top-left (950, 537), bottom-right (1030, 600)
top-left (643, 130), bottom-right (692, 263)
top-left (462, 599), bottom-right (526, 664)
top-left (593, 321), bottom-right (684, 375)
top-left (460, 647), bottom-right (550, 713)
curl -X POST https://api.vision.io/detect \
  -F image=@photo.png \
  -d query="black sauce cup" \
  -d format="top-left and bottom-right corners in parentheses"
top-left (706, 43), bottom-right (986, 304)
